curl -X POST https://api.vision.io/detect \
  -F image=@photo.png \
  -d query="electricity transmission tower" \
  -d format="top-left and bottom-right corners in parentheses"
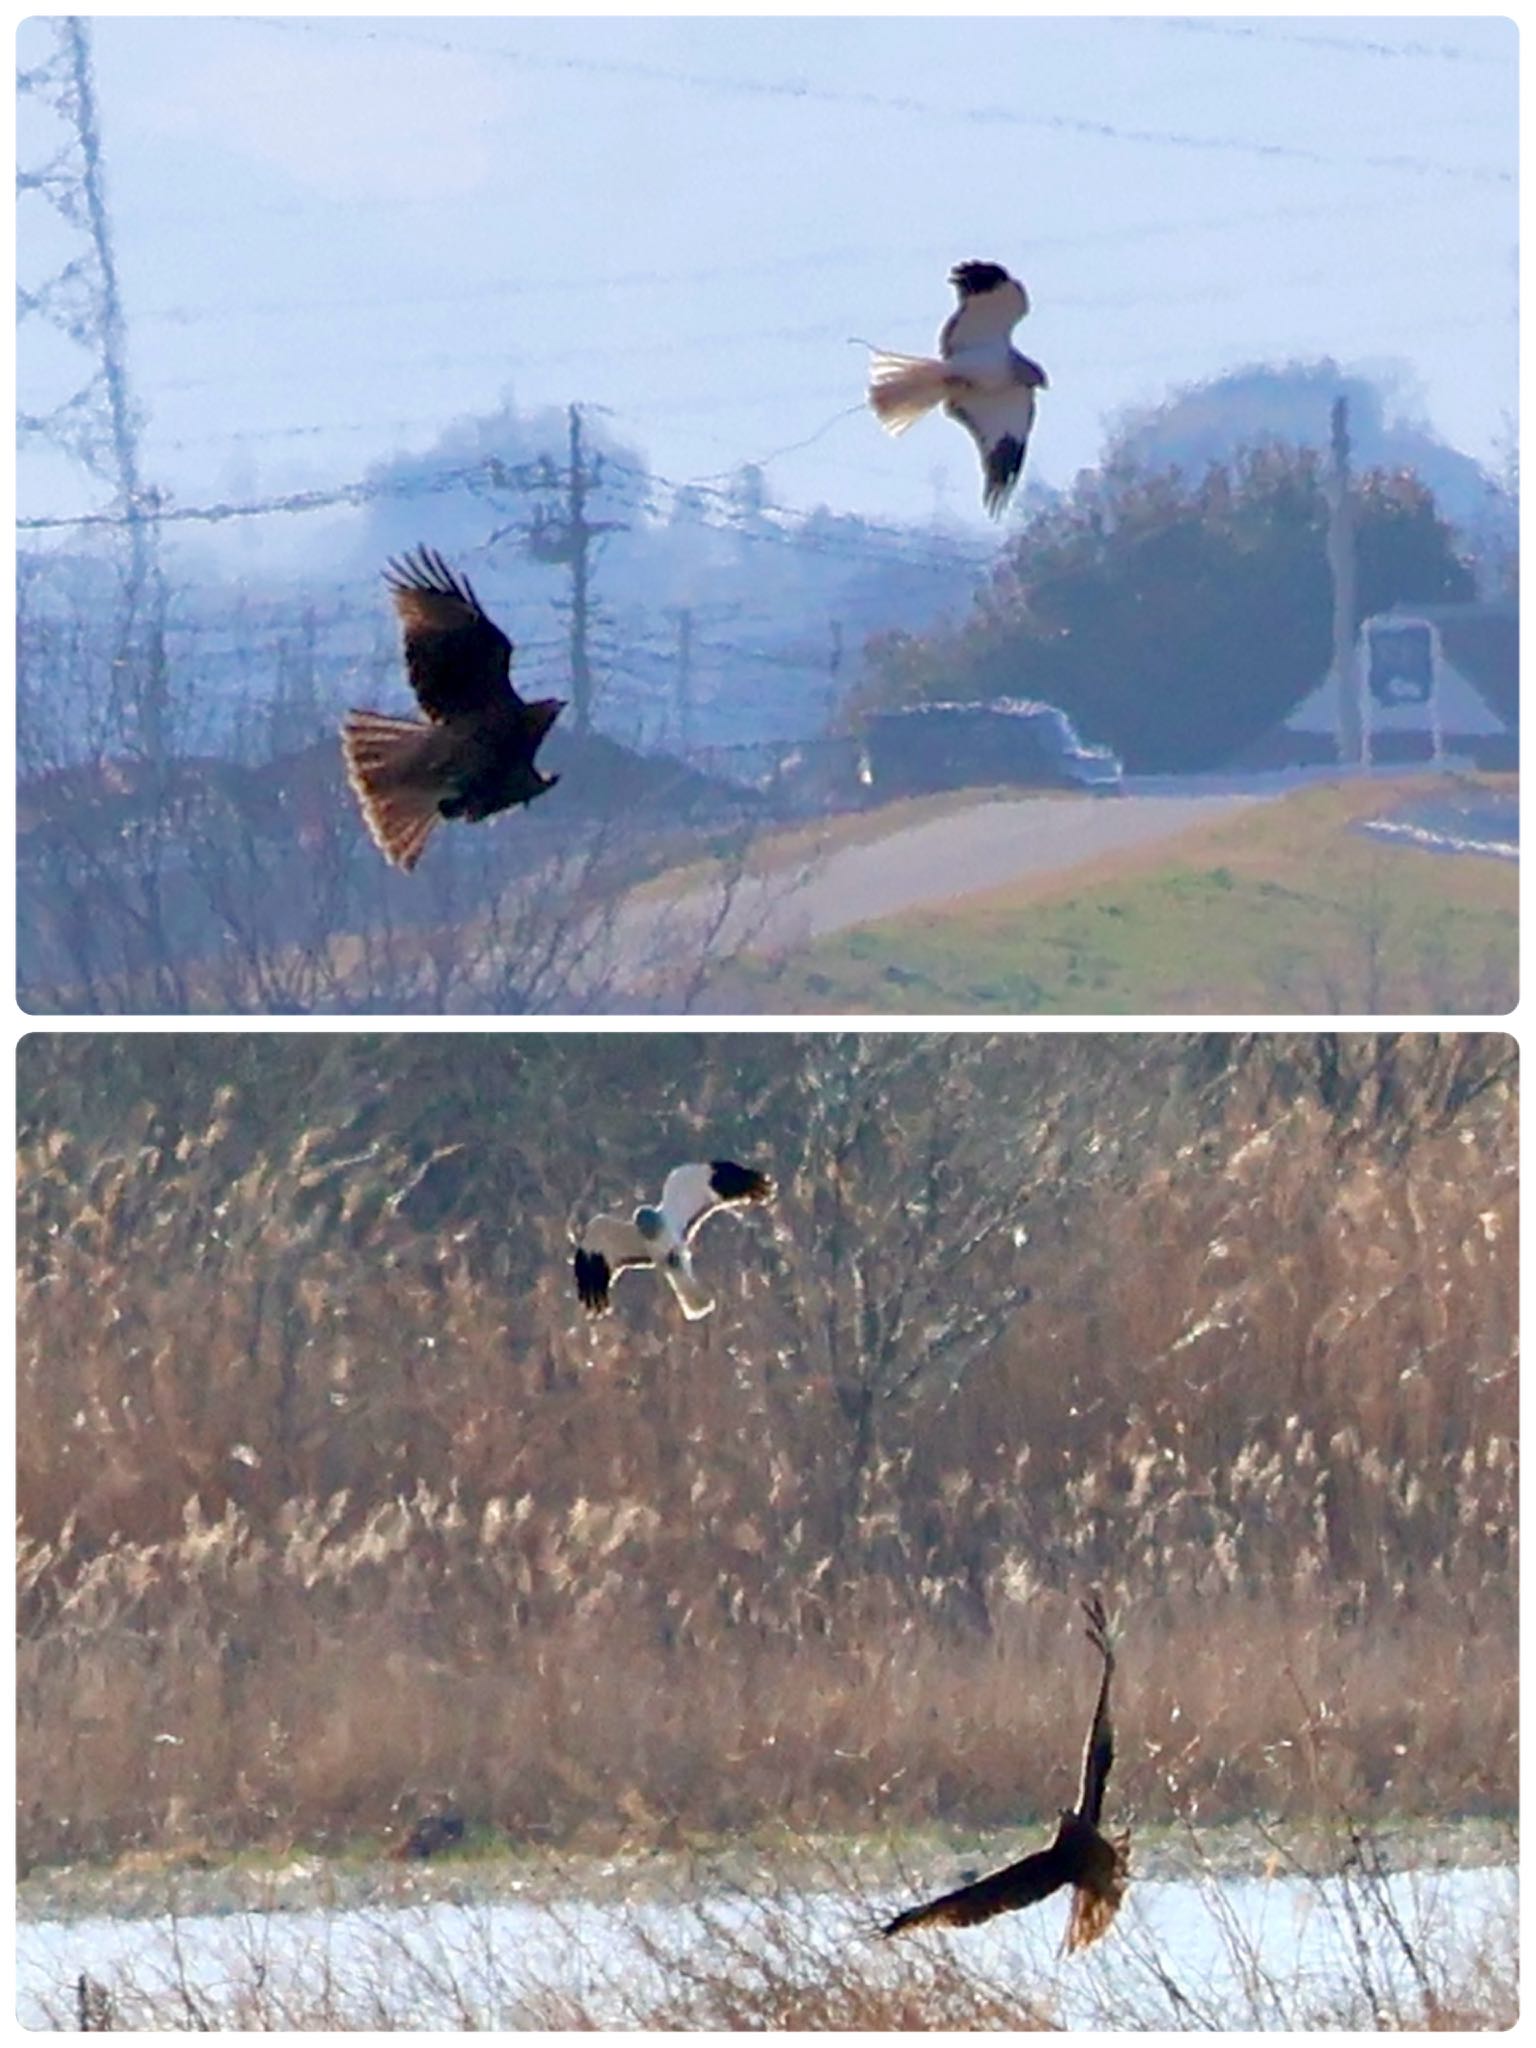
top-left (18, 15), bottom-right (166, 758)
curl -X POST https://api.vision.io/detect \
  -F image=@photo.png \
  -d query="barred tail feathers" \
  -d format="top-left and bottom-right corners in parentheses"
top-left (867, 350), bottom-right (949, 434)
top-left (1064, 1832), bottom-right (1131, 1954)
top-left (341, 710), bottom-right (442, 872)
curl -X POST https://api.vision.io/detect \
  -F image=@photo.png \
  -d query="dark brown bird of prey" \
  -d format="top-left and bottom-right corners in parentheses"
top-left (573, 1160), bottom-right (775, 1320)
top-left (883, 1594), bottom-right (1129, 1950)
top-left (342, 546), bottom-right (564, 871)
top-left (389, 1810), bottom-right (466, 1862)
top-left (866, 260), bottom-right (1048, 517)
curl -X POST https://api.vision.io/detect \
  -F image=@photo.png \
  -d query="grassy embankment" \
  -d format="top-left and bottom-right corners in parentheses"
top-left (719, 775), bottom-right (1517, 1013)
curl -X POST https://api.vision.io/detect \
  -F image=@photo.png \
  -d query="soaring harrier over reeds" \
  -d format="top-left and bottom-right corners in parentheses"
top-left (865, 261), bottom-right (1047, 517)
top-left (573, 1160), bottom-right (775, 1320)
top-left (883, 1593), bottom-right (1129, 1949)
top-left (343, 546), bottom-right (564, 871)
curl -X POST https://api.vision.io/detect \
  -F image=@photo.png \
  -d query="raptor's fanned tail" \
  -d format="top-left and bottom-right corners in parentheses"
top-left (867, 350), bottom-right (949, 434)
top-left (341, 710), bottom-right (442, 871)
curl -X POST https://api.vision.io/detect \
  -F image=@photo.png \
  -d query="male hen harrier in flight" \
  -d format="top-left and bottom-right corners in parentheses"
top-left (883, 1593), bottom-right (1129, 1950)
top-left (866, 261), bottom-right (1047, 518)
top-left (343, 546), bottom-right (564, 871)
top-left (573, 1160), bottom-right (775, 1320)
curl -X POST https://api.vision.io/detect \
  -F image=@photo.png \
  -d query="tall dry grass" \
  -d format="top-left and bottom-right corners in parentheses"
top-left (16, 1034), bottom-right (1517, 1869)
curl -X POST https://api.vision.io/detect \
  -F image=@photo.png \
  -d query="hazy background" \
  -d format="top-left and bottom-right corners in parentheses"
top-left (16, 15), bottom-right (1519, 1016)
top-left (17, 13), bottom-right (1517, 562)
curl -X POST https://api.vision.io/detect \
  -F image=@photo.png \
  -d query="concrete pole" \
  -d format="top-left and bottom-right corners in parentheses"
top-left (1326, 396), bottom-right (1365, 768)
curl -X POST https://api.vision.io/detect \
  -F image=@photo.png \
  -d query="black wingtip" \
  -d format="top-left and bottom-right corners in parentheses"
top-left (382, 544), bottom-right (482, 612)
top-left (709, 1160), bottom-right (775, 1204)
top-left (573, 1247), bottom-right (612, 1315)
top-left (949, 259), bottom-right (1013, 298)
top-left (981, 436), bottom-right (1026, 518)
top-left (1081, 1590), bottom-right (1113, 1655)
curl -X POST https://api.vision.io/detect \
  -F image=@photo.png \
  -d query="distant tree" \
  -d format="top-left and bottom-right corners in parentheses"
top-left (1488, 413), bottom-right (1518, 599)
top-left (858, 442), bottom-right (1475, 772)
top-left (1115, 359), bottom-right (1516, 601)
top-left (1110, 359), bottom-right (1504, 538)
top-left (746, 1037), bottom-right (1061, 1595)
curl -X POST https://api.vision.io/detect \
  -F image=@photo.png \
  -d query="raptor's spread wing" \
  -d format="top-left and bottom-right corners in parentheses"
top-left (883, 1844), bottom-right (1070, 1936)
top-left (1074, 1593), bottom-right (1116, 1828)
top-left (945, 386), bottom-right (1039, 519)
top-left (660, 1160), bottom-right (775, 1243)
top-left (384, 545), bottom-right (520, 723)
top-left (572, 1213), bottom-right (654, 1316)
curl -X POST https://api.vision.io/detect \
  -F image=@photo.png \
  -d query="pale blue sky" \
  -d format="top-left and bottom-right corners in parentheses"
top-left (16, 13), bottom-right (1518, 563)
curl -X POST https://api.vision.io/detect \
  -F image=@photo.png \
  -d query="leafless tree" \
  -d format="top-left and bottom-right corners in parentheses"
top-left (17, 563), bottom-right (792, 1015)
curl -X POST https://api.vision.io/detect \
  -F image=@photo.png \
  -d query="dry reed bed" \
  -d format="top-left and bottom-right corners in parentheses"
top-left (16, 1035), bottom-right (1517, 1868)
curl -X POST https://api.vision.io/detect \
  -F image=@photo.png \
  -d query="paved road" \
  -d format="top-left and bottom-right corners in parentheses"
top-left (608, 789), bottom-right (1270, 993)
top-left (755, 790), bottom-right (1267, 944)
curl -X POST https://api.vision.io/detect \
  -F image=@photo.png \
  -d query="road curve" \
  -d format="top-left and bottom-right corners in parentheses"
top-left (752, 790), bottom-right (1268, 945)
top-left (605, 789), bottom-right (1272, 997)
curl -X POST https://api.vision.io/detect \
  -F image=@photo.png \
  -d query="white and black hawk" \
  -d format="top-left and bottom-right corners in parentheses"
top-left (866, 260), bottom-right (1047, 518)
top-left (573, 1160), bottom-right (775, 1320)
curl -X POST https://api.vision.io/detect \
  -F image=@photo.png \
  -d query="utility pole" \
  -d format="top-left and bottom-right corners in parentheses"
top-left (827, 618), bottom-right (844, 731)
top-left (18, 16), bottom-right (166, 761)
top-left (524, 403), bottom-right (627, 734)
top-left (1325, 395), bottom-right (1365, 768)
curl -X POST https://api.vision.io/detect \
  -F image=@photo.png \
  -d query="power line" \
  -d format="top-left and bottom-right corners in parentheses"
top-left (592, 468), bottom-right (991, 576)
top-left (29, 331), bottom-right (1515, 573)
top-left (125, 241), bottom-right (1516, 411)
top-left (124, 191), bottom-right (1487, 329)
top-left (152, 415), bottom-right (455, 452)
top-left (598, 454), bottom-right (957, 548)
top-left (1153, 18), bottom-right (1507, 65)
top-left (239, 16), bottom-right (1512, 184)
top-left (17, 462), bottom-right (490, 533)
top-left (127, 229), bottom-right (1514, 348)
top-left (18, 445), bottom-right (994, 579)
top-left (29, 302), bottom-right (1513, 546)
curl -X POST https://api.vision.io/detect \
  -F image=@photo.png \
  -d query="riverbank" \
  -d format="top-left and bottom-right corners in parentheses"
top-left (19, 1820), bottom-right (1517, 2032)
